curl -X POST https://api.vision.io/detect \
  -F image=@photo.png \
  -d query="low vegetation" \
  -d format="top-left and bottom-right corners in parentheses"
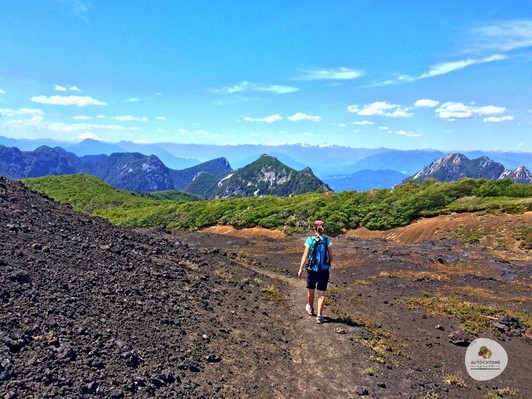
top-left (22, 174), bottom-right (532, 234)
top-left (401, 293), bottom-right (532, 332)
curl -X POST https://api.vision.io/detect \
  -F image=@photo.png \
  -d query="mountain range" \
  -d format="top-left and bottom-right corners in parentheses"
top-left (0, 136), bottom-right (532, 194)
top-left (1, 136), bottom-right (530, 191)
top-left (0, 145), bottom-right (330, 197)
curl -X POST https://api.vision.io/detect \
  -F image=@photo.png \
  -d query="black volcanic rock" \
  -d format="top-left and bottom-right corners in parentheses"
top-left (0, 176), bottom-right (292, 398)
top-left (411, 153), bottom-right (532, 183)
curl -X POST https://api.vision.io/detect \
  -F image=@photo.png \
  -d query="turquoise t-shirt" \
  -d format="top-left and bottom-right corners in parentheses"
top-left (305, 235), bottom-right (332, 271)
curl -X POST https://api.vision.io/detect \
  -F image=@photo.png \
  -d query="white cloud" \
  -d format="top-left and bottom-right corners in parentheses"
top-left (288, 112), bottom-right (321, 122)
top-left (55, 85), bottom-right (81, 92)
top-left (73, 115), bottom-right (92, 120)
top-left (395, 130), bottom-right (421, 137)
top-left (298, 67), bottom-right (365, 80)
top-left (126, 97), bottom-right (140, 103)
top-left (375, 54), bottom-right (506, 86)
top-left (114, 115), bottom-right (148, 122)
top-left (242, 114), bottom-right (282, 123)
top-left (348, 101), bottom-right (413, 118)
top-left (378, 126), bottom-right (389, 130)
top-left (155, 116), bottom-right (166, 121)
top-left (0, 107), bottom-right (44, 122)
top-left (483, 115), bottom-right (514, 123)
top-left (418, 55), bottom-right (506, 80)
top-left (415, 99), bottom-right (440, 108)
top-left (472, 20), bottom-right (532, 52)
top-left (435, 102), bottom-right (506, 120)
top-left (31, 95), bottom-right (107, 107)
top-left (0, 88), bottom-right (6, 95)
top-left (218, 81), bottom-right (298, 95)
top-left (352, 120), bottom-right (374, 125)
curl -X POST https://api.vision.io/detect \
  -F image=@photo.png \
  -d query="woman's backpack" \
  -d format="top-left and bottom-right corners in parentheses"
top-left (305, 235), bottom-right (330, 271)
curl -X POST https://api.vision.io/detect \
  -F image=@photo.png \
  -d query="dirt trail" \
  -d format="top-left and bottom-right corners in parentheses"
top-left (218, 255), bottom-right (376, 398)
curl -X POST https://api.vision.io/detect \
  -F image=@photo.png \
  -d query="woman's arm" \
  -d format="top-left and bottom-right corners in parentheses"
top-left (298, 246), bottom-right (310, 278)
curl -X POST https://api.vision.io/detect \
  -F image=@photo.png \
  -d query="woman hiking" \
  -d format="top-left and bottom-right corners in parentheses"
top-left (298, 220), bottom-right (333, 324)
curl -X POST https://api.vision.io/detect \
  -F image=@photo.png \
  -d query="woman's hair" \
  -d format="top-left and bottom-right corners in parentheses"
top-left (313, 220), bottom-right (324, 235)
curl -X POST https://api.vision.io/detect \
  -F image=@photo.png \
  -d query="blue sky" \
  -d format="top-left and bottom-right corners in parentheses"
top-left (0, 1), bottom-right (531, 151)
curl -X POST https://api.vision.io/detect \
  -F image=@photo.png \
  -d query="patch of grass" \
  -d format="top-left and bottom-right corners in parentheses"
top-left (213, 269), bottom-right (232, 281)
top-left (449, 286), bottom-right (531, 304)
top-left (369, 354), bottom-right (385, 364)
top-left (442, 372), bottom-right (465, 387)
top-left (354, 279), bottom-right (370, 286)
top-left (483, 387), bottom-right (518, 398)
top-left (260, 286), bottom-right (285, 303)
top-left (364, 366), bottom-right (377, 376)
top-left (377, 270), bottom-right (449, 281)
top-left (402, 293), bottom-right (532, 332)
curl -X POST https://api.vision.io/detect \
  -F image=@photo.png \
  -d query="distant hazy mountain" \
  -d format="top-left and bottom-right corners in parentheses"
top-left (323, 169), bottom-right (408, 192)
top-left (215, 154), bottom-right (331, 198)
top-left (411, 153), bottom-right (532, 183)
top-left (346, 149), bottom-right (446, 174)
top-left (170, 157), bottom-right (232, 190)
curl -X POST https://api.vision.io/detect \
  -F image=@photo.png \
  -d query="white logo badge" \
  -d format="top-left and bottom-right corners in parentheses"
top-left (465, 338), bottom-right (508, 381)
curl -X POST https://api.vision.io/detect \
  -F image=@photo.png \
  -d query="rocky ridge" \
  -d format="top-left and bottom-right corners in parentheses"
top-left (412, 153), bottom-right (532, 183)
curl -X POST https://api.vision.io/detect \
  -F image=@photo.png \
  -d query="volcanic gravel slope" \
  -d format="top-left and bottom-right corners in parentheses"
top-left (0, 177), bottom-right (295, 398)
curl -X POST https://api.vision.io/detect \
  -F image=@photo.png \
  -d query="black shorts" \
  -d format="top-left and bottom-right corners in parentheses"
top-left (306, 269), bottom-right (330, 291)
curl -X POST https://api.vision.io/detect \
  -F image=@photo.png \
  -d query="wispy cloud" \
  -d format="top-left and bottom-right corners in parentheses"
top-left (155, 116), bottom-right (166, 121)
top-left (435, 102), bottom-right (506, 120)
top-left (242, 114), bottom-right (282, 123)
top-left (31, 95), bottom-right (107, 107)
top-left (414, 99), bottom-right (440, 108)
top-left (288, 112), bottom-right (321, 122)
top-left (217, 81), bottom-right (298, 95)
top-left (113, 115), bottom-right (148, 122)
top-left (0, 107), bottom-right (44, 122)
top-left (352, 120), bottom-right (374, 125)
top-left (55, 0), bottom-right (91, 21)
top-left (483, 115), bottom-right (514, 123)
top-left (348, 101), bottom-right (413, 118)
top-left (297, 67), bottom-right (365, 80)
top-left (0, 88), bottom-right (6, 95)
top-left (394, 130), bottom-right (421, 137)
top-left (55, 85), bottom-right (81, 92)
top-left (73, 115), bottom-right (92, 120)
top-left (376, 54), bottom-right (506, 86)
top-left (472, 19), bottom-right (532, 52)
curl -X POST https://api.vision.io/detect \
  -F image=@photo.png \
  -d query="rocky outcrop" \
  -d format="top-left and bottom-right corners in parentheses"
top-left (412, 153), bottom-right (532, 183)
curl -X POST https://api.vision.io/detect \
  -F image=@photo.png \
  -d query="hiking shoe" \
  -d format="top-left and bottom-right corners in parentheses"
top-left (305, 304), bottom-right (314, 316)
top-left (316, 315), bottom-right (324, 324)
